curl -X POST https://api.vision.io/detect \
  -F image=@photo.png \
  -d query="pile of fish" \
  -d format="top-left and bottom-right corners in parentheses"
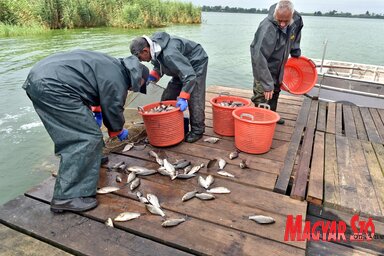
top-left (216, 100), bottom-right (246, 108)
top-left (144, 104), bottom-right (176, 113)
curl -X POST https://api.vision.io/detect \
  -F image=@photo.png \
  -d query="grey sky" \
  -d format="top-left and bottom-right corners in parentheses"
top-left (182, 0), bottom-right (384, 14)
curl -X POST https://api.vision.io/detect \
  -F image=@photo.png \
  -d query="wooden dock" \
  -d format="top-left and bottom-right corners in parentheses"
top-left (0, 85), bottom-right (383, 255)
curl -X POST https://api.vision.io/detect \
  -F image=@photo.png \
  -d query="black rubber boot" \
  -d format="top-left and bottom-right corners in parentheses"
top-left (277, 118), bottom-right (285, 125)
top-left (185, 132), bottom-right (203, 143)
top-left (101, 155), bottom-right (109, 165)
top-left (50, 197), bottom-right (98, 213)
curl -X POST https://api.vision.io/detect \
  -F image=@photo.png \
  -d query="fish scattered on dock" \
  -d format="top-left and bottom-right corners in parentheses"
top-left (130, 177), bottom-right (140, 191)
top-left (198, 175), bottom-right (214, 189)
top-left (162, 218), bottom-right (186, 227)
top-left (115, 175), bottom-right (122, 183)
top-left (97, 186), bottom-right (120, 194)
top-left (195, 193), bottom-right (215, 200)
top-left (136, 191), bottom-right (149, 204)
top-left (105, 218), bottom-right (114, 227)
top-left (239, 159), bottom-right (248, 169)
top-left (127, 166), bottom-right (157, 176)
top-left (127, 172), bottom-right (136, 184)
top-left (176, 173), bottom-right (196, 179)
top-left (182, 190), bottom-right (198, 202)
top-left (122, 143), bottom-right (134, 152)
top-left (173, 159), bottom-right (191, 169)
top-left (114, 212), bottom-right (141, 222)
top-left (204, 137), bottom-right (220, 144)
top-left (146, 204), bottom-right (165, 217)
top-left (229, 150), bottom-right (239, 160)
top-left (248, 215), bottom-right (275, 224)
top-left (206, 187), bottom-right (231, 194)
top-left (217, 170), bottom-right (235, 178)
top-left (147, 193), bottom-right (161, 209)
top-left (218, 158), bottom-right (226, 170)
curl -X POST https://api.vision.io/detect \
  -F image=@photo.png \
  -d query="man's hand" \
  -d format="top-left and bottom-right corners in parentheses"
top-left (264, 91), bottom-right (274, 100)
top-left (93, 112), bottom-right (103, 128)
top-left (176, 98), bottom-right (188, 112)
top-left (117, 129), bottom-right (129, 141)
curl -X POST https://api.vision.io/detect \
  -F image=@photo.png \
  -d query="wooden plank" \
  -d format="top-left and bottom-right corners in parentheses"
top-left (335, 103), bottom-right (343, 136)
top-left (369, 108), bottom-right (384, 143)
top-left (0, 195), bottom-right (191, 256)
top-left (291, 100), bottom-right (319, 200)
top-left (348, 138), bottom-right (382, 217)
top-left (26, 177), bottom-right (306, 255)
top-left (372, 143), bottom-right (384, 176)
top-left (306, 240), bottom-right (378, 256)
top-left (323, 134), bottom-right (340, 208)
top-left (342, 105), bottom-right (357, 138)
top-left (360, 107), bottom-right (383, 144)
top-left (306, 131), bottom-right (325, 205)
top-left (336, 135), bottom-right (360, 213)
top-left (351, 106), bottom-right (368, 141)
top-left (316, 101), bottom-right (327, 132)
top-left (326, 102), bottom-right (336, 134)
top-left (361, 141), bottom-right (384, 216)
top-left (274, 97), bottom-right (312, 194)
top-left (0, 223), bottom-right (72, 256)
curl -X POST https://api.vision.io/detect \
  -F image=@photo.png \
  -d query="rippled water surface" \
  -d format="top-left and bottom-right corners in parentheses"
top-left (1, 13), bottom-right (383, 204)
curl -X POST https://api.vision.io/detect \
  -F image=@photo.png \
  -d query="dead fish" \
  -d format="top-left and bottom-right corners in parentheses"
top-left (136, 191), bottom-right (149, 204)
top-left (114, 212), bottom-right (141, 222)
top-left (162, 218), bottom-right (186, 227)
top-left (217, 170), bottom-right (235, 178)
top-left (155, 157), bottom-right (163, 166)
top-left (183, 165), bottom-right (192, 174)
top-left (115, 175), bottom-right (122, 183)
top-left (122, 143), bottom-right (134, 152)
top-left (205, 175), bottom-right (214, 188)
top-left (195, 193), bottom-right (215, 200)
top-left (127, 172), bottom-right (136, 184)
top-left (176, 173), bottom-right (196, 179)
top-left (204, 137), bottom-right (220, 144)
top-left (112, 161), bottom-right (125, 169)
top-left (218, 158), bottom-right (226, 170)
top-left (163, 159), bottom-right (176, 179)
top-left (147, 194), bottom-right (161, 208)
top-left (130, 177), bottom-right (140, 191)
top-left (239, 159), bottom-right (248, 169)
top-left (229, 150), bottom-right (239, 160)
top-left (127, 166), bottom-right (157, 176)
top-left (188, 164), bottom-right (202, 175)
top-left (182, 190), bottom-right (198, 202)
top-left (117, 164), bottom-right (127, 172)
top-left (206, 187), bottom-right (231, 194)
top-left (97, 186), bottom-right (120, 194)
top-left (105, 218), bottom-right (114, 227)
top-left (146, 204), bottom-right (165, 217)
top-left (148, 150), bottom-right (159, 159)
top-left (248, 215), bottom-right (275, 224)
top-left (198, 175), bottom-right (214, 189)
top-left (173, 159), bottom-right (191, 169)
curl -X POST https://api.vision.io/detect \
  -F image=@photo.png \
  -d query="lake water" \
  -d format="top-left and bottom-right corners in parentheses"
top-left (1, 12), bottom-right (383, 205)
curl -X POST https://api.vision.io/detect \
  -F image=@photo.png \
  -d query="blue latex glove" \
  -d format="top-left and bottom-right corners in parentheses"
top-left (147, 75), bottom-right (157, 82)
top-left (117, 129), bottom-right (129, 141)
top-left (93, 112), bottom-right (103, 128)
top-left (176, 98), bottom-right (188, 112)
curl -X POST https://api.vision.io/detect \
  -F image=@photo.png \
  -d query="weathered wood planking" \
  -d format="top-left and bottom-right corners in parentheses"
top-left (306, 240), bottom-right (378, 256)
top-left (369, 108), bottom-right (384, 143)
top-left (326, 102), bottom-right (336, 134)
top-left (306, 131), bottom-right (325, 205)
top-left (372, 143), bottom-right (384, 175)
top-left (342, 105), bottom-right (357, 138)
top-left (274, 97), bottom-right (311, 194)
top-left (323, 133), bottom-right (340, 208)
top-left (26, 177), bottom-right (306, 255)
top-left (351, 106), bottom-right (368, 141)
top-left (291, 100), bottom-right (319, 200)
top-left (0, 195), bottom-right (190, 256)
top-left (316, 101), bottom-right (327, 132)
top-left (348, 138), bottom-right (382, 217)
top-left (335, 103), bottom-right (343, 136)
top-left (360, 107), bottom-right (383, 144)
top-left (0, 222), bottom-right (72, 256)
top-left (361, 141), bottom-right (384, 216)
top-left (336, 135), bottom-right (360, 213)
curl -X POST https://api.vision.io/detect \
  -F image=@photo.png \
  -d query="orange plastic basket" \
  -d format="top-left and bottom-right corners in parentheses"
top-left (232, 107), bottom-right (280, 154)
top-left (282, 56), bottom-right (318, 95)
top-left (210, 95), bottom-right (251, 136)
top-left (138, 100), bottom-right (184, 147)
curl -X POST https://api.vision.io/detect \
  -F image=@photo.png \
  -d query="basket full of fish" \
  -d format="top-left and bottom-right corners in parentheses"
top-left (210, 93), bottom-right (251, 136)
top-left (138, 100), bottom-right (184, 147)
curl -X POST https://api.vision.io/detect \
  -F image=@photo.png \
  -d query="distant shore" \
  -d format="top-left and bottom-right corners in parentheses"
top-left (202, 6), bottom-right (384, 19)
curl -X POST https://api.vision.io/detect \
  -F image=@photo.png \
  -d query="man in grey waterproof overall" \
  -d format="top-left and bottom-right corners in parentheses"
top-left (250, 0), bottom-right (303, 124)
top-left (130, 32), bottom-right (209, 143)
top-left (23, 50), bottom-right (149, 213)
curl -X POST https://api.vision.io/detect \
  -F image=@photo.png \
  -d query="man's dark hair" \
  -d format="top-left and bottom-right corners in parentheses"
top-left (130, 37), bottom-right (149, 56)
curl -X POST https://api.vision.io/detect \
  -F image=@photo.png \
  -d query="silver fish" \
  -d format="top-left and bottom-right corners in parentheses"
top-left (239, 159), bottom-right (247, 169)
top-left (112, 161), bottom-right (125, 169)
top-left (122, 143), bottom-right (134, 152)
top-left (127, 171), bottom-right (136, 184)
top-left (114, 212), bottom-right (141, 222)
top-left (229, 150), bottom-right (239, 160)
top-left (188, 165), bottom-right (202, 175)
top-left (136, 191), bottom-right (149, 204)
top-left (195, 193), bottom-right (215, 200)
top-left (183, 165), bottom-right (192, 174)
top-left (163, 159), bottom-right (176, 180)
top-left (217, 170), bottom-right (235, 178)
top-left (205, 175), bottom-right (214, 188)
top-left (156, 157), bottom-right (163, 166)
top-left (204, 137), bottom-right (220, 144)
top-left (176, 173), bottom-right (196, 179)
top-left (173, 159), bottom-right (191, 169)
top-left (182, 190), bottom-right (198, 202)
top-left (162, 218), bottom-right (186, 227)
top-left (146, 204), bottom-right (165, 217)
top-left (206, 187), bottom-right (231, 194)
top-left (248, 215), bottom-right (275, 224)
top-left (105, 218), bottom-right (114, 227)
top-left (148, 150), bottom-right (159, 159)
top-left (115, 175), bottom-right (122, 183)
top-left (157, 166), bottom-right (171, 176)
top-left (198, 176), bottom-right (208, 189)
top-left (127, 166), bottom-right (157, 176)
top-left (147, 194), bottom-right (161, 208)
top-left (97, 186), bottom-right (120, 194)
top-left (130, 177), bottom-right (140, 191)
top-left (218, 158), bottom-right (226, 170)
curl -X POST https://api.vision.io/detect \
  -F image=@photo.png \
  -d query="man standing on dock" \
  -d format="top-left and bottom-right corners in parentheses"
top-left (23, 50), bottom-right (149, 213)
top-left (250, 0), bottom-right (303, 124)
top-left (130, 32), bottom-right (208, 143)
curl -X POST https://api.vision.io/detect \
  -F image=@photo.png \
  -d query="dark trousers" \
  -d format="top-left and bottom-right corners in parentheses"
top-left (251, 80), bottom-right (280, 111)
top-left (25, 79), bottom-right (103, 200)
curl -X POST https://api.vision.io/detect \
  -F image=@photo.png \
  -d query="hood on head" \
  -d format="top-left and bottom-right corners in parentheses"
top-left (121, 55), bottom-right (148, 93)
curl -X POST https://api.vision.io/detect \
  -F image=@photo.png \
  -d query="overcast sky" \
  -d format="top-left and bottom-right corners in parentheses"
top-left (182, 0), bottom-right (384, 14)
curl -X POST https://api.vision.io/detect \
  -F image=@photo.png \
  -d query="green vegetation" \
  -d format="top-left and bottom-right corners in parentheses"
top-left (202, 5), bottom-right (384, 19)
top-left (0, 0), bottom-right (201, 36)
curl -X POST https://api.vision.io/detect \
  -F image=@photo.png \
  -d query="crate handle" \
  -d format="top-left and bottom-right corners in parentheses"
top-left (240, 113), bottom-right (254, 121)
top-left (219, 92), bottom-right (230, 97)
top-left (257, 103), bottom-right (270, 110)
top-left (137, 106), bottom-right (145, 113)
